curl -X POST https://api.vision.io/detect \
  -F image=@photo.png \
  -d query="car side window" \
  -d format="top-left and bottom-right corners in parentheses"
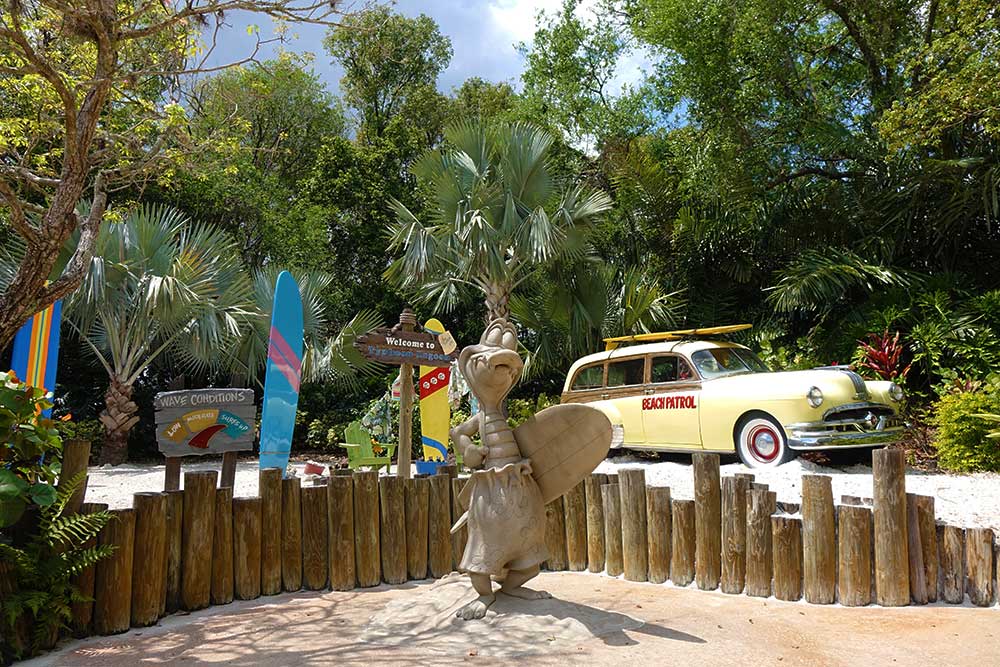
top-left (607, 358), bottom-right (645, 387)
top-left (572, 364), bottom-right (604, 390)
top-left (650, 355), bottom-right (695, 383)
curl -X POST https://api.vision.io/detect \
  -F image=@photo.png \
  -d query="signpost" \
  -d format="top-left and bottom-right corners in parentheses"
top-left (154, 388), bottom-right (255, 490)
top-left (355, 307), bottom-right (457, 478)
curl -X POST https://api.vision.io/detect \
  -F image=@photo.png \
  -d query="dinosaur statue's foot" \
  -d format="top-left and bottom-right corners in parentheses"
top-left (456, 593), bottom-right (495, 620)
top-left (500, 586), bottom-right (552, 600)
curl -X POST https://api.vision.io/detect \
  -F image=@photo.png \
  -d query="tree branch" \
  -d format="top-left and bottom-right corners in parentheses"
top-left (0, 179), bottom-right (38, 242)
top-left (42, 173), bottom-right (108, 303)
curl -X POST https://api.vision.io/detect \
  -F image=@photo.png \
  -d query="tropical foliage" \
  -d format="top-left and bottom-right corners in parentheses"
top-left (0, 371), bottom-right (62, 527)
top-left (931, 385), bottom-right (1000, 472)
top-left (0, 475), bottom-right (112, 660)
top-left (385, 119), bottom-right (613, 321)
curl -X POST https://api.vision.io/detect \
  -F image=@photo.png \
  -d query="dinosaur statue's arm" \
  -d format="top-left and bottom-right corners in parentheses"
top-left (450, 413), bottom-right (485, 468)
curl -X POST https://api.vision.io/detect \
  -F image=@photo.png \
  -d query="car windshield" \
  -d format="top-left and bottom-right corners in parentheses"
top-left (691, 348), bottom-right (770, 379)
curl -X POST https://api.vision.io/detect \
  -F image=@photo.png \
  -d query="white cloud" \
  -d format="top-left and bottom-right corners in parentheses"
top-left (486, 0), bottom-right (564, 46)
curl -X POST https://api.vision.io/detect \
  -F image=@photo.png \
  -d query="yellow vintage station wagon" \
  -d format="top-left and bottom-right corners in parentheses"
top-left (560, 326), bottom-right (906, 468)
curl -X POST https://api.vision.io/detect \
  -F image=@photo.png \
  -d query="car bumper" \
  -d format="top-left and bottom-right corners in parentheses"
top-left (784, 415), bottom-right (906, 451)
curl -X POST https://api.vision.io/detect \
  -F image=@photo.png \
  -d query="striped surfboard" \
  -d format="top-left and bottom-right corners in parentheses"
top-left (258, 271), bottom-right (304, 473)
top-left (11, 300), bottom-right (63, 416)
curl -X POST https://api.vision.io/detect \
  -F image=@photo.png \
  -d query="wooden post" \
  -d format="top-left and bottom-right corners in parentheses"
top-left (905, 493), bottom-right (928, 604)
top-left (745, 487), bottom-right (773, 597)
top-left (914, 495), bottom-right (938, 602)
top-left (93, 508), bottom-right (135, 635)
top-left (771, 515), bottom-right (802, 601)
top-left (544, 496), bottom-right (568, 571)
top-left (71, 502), bottom-right (107, 636)
top-left (873, 449), bottom-right (909, 606)
top-left (210, 487), bottom-right (234, 606)
top-left (406, 477), bottom-right (430, 579)
top-left (619, 469), bottom-right (648, 582)
top-left (439, 463), bottom-right (457, 479)
top-left (838, 504), bottom-right (872, 606)
top-left (602, 484), bottom-right (623, 577)
top-left (721, 476), bottom-right (748, 594)
top-left (940, 525), bottom-right (965, 604)
top-left (162, 490), bottom-right (183, 614)
top-left (301, 485), bottom-right (329, 590)
top-left (379, 475), bottom-right (407, 584)
top-left (450, 477), bottom-right (468, 571)
top-left (693, 453), bottom-right (721, 590)
top-left (131, 492), bottom-right (168, 626)
top-left (397, 307), bottom-right (416, 479)
top-left (164, 457), bottom-right (181, 492)
top-left (232, 497), bottom-right (262, 600)
top-left (585, 473), bottom-right (607, 573)
top-left (259, 467), bottom-right (283, 595)
top-left (221, 451), bottom-right (238, 489)
top-left (965, 528), bottom-right (994, 606)
top-left (427, 472), bottom-right (451, 578)
top-left (564, 481), bottom-right (588, 571)
top-left (58, 439), bottom-right (91, 516)
top-left (670, 499), bottom-right (695, 586)
top-left (354, 470), bottom-right (381, 586)
top-left (328, 475), bottom-right (356, 591)
top-left (646, 486), bottom-right (671, 584)
top-left (801, 475), bottom-right (836, 604)
top-left (281, 476), bottom-right (303, 592)
top-left (181, 470), bottom-right (217, 611)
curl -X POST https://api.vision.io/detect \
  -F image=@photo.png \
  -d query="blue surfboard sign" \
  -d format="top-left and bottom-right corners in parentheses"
top-left (258, 271), bottom-right (304, 473)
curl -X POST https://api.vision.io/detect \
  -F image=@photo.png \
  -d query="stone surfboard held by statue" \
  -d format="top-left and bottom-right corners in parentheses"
top-left (450, 319), bottom-right (612, 620)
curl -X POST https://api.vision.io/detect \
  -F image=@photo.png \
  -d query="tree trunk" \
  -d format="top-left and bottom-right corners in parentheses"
top-left (99, 376), bottom-right (139, 465)
top-left (484, 283), bottom-right (511, 322)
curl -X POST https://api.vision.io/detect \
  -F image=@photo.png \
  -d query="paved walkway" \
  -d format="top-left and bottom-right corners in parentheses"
top-left (26, 572), bottom-right (1000, 666)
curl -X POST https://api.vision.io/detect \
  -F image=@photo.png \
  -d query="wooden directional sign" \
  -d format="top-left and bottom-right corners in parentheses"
top-left (154, 388), bottom-right (255, 458)
top-left (354, 327), bottom-right (457, 368)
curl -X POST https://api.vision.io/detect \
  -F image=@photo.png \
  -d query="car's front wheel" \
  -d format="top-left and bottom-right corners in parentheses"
top-left (735, 413), bottom-right (795, 468)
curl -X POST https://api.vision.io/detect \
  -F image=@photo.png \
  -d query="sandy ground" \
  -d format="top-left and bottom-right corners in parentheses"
top-left (24, 572), bottom-right (1000, 666)
top-left (84, 453), bottom-right (1000, 529)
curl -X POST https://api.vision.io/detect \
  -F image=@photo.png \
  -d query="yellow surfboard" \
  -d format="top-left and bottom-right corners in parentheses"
top-left (418, 318), bottom-right (450, 461)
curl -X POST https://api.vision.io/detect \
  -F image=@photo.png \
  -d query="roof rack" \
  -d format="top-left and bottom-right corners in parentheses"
top-left (602, 324), bottom-right (753, 350)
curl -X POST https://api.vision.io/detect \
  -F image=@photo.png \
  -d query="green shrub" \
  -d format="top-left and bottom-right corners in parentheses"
top-left (931, 387), bottom-right (1000, 472)
top-left (0, 371), bottom-right (63, 527)
top-left (507, 394), bottom-right (559, 428)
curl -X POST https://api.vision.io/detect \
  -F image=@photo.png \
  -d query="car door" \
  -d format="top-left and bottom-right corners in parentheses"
top-left (603, 356), bottom-right (647, 445)
top-left (641, 354), bottom-right (702, 447)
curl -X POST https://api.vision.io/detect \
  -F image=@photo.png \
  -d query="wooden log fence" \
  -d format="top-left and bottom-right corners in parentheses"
top-left (54, 450), bottom-right (1000, 648)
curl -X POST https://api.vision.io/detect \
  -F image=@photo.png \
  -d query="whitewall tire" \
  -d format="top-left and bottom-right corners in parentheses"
top-left (735, 414), bottom-right (795, 468)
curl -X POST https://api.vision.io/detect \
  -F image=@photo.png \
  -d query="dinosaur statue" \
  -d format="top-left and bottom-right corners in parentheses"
top-left (450, 319), bottom-right (612, 620)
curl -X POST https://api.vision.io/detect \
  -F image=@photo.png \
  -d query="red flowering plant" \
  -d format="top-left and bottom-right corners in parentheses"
top-left (855, 330), bottom-right (912, 382)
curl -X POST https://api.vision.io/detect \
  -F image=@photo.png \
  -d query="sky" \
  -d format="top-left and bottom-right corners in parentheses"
top-left (205, 0), bottom-right (649, 98)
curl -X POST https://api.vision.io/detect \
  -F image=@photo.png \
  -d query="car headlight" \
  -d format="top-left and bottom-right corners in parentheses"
top-left (807, 386), bottom-right (824, 408)
top-left (888, 383), bottom-right (904, 402)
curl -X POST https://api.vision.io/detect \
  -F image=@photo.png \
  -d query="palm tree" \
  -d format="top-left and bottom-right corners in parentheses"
top-left (230, 267), bottom-right (382, 387)
top-left (385, 119), bottom-right (613, 321)
top-left (511, 263), bottom-right (686, 376)
top-left (67, 205), bottom-right (256, 465)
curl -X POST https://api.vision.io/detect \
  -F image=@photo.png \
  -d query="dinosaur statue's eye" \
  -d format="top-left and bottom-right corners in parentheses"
top-left (483, 323), bottom-right (504, 346)
top-left (501, 329), bottom-right (517, 351)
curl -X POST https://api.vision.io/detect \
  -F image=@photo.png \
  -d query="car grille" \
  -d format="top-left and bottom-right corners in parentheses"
top-left (821, 403), bottom-right (901, 432)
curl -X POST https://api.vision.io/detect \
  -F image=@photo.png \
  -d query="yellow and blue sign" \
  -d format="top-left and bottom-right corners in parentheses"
top-left (418, 318), bottom-right (451, 463)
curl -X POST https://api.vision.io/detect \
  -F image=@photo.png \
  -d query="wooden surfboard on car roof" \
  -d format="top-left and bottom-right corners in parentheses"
top-left (603, 324), bottom-right (753, 350)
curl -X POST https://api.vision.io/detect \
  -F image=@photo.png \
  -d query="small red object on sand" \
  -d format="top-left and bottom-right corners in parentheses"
top-left (303, 460), bottom-right (325, 476)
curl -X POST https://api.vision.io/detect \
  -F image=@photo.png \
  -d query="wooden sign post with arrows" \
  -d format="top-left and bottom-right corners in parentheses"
top-left (354, 307), bottom-right (457, 478)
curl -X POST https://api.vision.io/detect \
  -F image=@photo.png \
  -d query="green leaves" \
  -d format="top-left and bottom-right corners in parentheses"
top-left (386, 118), bottom-right (613, 320)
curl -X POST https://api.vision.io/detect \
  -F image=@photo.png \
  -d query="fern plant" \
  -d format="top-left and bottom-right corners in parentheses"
top-left (0, 474), bottom-right (112, 660)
